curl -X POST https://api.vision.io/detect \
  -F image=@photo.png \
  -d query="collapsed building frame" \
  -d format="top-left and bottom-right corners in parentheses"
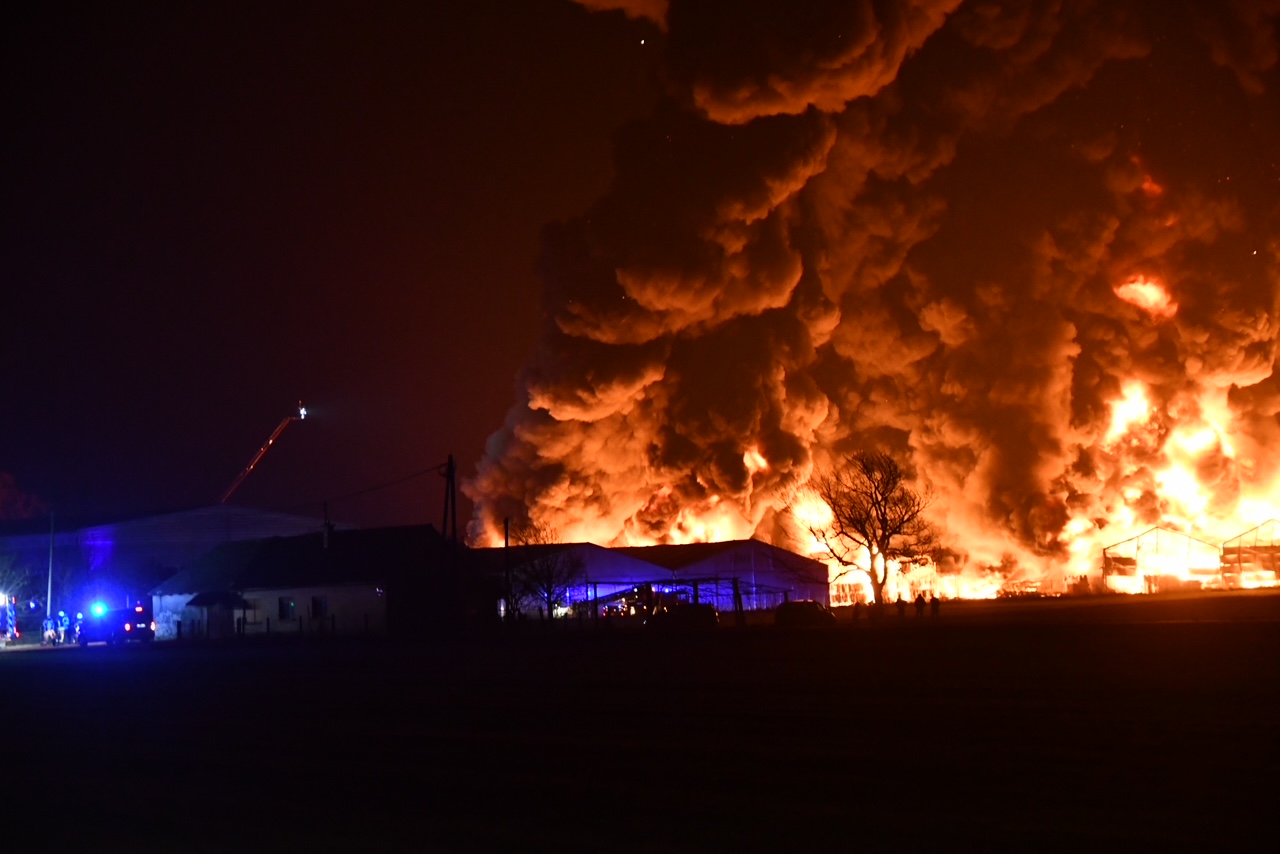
top-left (1102, 521), bottom-right (1280, 593)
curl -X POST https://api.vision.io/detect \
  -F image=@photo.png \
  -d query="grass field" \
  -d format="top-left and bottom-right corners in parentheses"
top-left (4, 590), bottom-right (1277, 851)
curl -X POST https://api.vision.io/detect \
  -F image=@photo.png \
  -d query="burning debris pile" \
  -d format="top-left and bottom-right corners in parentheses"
top-left (465, 0), bottom-right (1280, 599)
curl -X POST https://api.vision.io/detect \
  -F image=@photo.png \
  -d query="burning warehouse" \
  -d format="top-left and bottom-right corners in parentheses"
top-left (1221, 519), bottom-right (1280, 589)
top-left (1103, 520), bottom-right (1280, 594)
top-left (463, 1), bottom-right (1280, 599)
top-left (1101, 527), bottom-right (1222, 594)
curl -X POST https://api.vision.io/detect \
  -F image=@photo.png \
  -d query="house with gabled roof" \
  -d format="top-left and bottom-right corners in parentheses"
top-left (0, 505), bottom-right (342, 630)
top-left (150, 524), bottom-right (463, 639)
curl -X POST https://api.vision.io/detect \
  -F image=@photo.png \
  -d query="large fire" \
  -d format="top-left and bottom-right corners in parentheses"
top-left (463, 1), bottom-right (1280, 604)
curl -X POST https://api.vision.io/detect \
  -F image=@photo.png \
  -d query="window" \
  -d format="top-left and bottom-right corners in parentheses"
top-left (278, 597), bottom-right (296, 620)
top-left (311, 595), bottom-right (329, 620)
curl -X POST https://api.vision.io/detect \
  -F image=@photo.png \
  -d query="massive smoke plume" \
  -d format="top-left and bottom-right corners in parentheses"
top-left (465, 0), bottom-right (1280, 586)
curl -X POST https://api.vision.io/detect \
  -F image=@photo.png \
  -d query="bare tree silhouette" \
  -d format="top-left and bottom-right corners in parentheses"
top-left (806, 451), bottom-right (937, 605)
top-left (509, 521), bottom-right (585, 621)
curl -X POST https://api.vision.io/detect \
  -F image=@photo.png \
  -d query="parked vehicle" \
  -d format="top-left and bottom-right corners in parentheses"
top-left (79, 604), bottom-right (156, 646)
top-left (775, 600), bottom-right (837, 628)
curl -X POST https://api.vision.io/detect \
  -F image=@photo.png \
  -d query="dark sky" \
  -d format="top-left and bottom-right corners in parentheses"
top-left (2, 1), bottom-right (662, 528)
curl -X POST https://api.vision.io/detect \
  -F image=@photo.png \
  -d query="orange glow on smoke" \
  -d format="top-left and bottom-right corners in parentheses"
top-left (497, 364), bottom-right (1278, 600)
top-left (1114, 276), bottom-right (1178, 320)
top-left (483, 341), bottom-right (1276, 604)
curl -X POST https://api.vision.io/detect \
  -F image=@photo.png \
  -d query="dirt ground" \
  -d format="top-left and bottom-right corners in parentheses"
top-left (4, 589), bottom-right (1277, 852)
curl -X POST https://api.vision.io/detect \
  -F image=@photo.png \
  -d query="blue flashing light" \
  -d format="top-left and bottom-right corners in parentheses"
top-left (58, 610), bottom-right (65, 618)
top-left (90, 602), bottom-right (107, 617)
top-left (76, 612), bottom-right (84, 620)
top-left (28, 599), bottom-right (39, 610)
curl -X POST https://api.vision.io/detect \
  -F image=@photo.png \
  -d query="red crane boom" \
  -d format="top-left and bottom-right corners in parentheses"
top-left (220, 401), bottom-right (307, 504)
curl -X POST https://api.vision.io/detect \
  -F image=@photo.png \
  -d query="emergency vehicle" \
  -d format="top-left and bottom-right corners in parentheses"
top-left (79, 602), bottom-right (156, 646)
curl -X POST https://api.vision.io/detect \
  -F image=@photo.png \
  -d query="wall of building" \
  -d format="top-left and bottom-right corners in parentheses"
top-left (679, 546), bottom-right (830, 609)
top-left (241, 584), bottom-right (387, 636)
top-left (552, 542), bottom-right (829, 614)
top-left (154, 584), bottom-right (387, 639)
top-left (154, 593), bottom-right (195, 639)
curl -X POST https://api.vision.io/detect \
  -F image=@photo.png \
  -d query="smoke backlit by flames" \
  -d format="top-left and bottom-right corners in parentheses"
top-left (1114, 276), bottom-right (1179, 321)
top-left (464, 1), bottom-right (1280, 600)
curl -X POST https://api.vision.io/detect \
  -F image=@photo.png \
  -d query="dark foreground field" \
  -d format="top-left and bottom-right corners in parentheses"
top-left (4, 591), bottom-right (1278, 852)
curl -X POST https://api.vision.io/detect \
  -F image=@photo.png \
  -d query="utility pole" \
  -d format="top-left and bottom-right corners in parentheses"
top-left (504, 517), bottom-right (511, 622)
top-left (439, 454), bottom-right (458, 544)
top-left (46, 507), bottom-right (54, 619)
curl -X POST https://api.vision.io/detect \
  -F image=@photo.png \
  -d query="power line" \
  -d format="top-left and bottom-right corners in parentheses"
top-left (284, 463), bottom-right (449, 515)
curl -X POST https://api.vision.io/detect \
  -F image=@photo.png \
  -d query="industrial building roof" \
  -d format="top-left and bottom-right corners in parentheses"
top-left (152, 524), bottom-right (444, 595)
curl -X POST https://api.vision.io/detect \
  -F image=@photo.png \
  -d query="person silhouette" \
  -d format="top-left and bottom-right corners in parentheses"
top-left (914, 593), bottom-right (926, 618)
top-left (895, 595), bottom-right (907, 619)
top-left (930, 594), bottom-right (941, 617)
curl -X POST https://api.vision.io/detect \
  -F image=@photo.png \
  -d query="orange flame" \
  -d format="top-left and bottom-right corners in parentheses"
top-left (1114, 276), bottom-right (1178, 320)
top-left (1106, 380), bottom-right (1151, 444)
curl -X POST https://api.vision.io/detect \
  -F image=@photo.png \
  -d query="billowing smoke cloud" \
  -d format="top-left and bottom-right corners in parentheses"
top-left (573, 0), bottom-right (669, 30)
top-left (467, 0), bottom-right (1280, 583)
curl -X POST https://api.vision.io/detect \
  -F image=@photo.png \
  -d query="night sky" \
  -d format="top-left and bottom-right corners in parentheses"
top-left (2, 1), bottom-right (662, 529)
